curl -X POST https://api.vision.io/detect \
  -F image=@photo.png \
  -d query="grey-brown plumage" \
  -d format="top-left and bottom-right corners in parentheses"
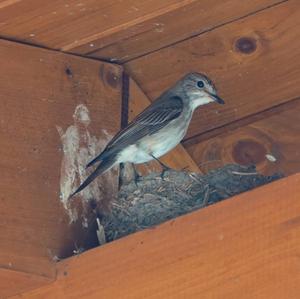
top-left (71, 72), bottom-right (224, 196)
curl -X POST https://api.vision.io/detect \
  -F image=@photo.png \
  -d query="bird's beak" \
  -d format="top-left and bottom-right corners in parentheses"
top-left (208, 91), bottom-right (225, 105)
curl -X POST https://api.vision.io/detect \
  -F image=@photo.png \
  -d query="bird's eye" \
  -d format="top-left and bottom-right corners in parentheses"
top-left (197, 80), bottom-right (204, 88)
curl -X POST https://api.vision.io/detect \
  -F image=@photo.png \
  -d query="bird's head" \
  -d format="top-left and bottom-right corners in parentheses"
top-left (177, 72), bottom-right (225, 110)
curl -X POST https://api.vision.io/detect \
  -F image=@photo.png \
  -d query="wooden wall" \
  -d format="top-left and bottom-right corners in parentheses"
top-left (0, 40), bottom-right (123, 297)
top-left (124, 0), bottom-right (300, 175)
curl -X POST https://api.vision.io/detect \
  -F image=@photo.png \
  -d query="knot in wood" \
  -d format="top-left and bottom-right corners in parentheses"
top-left (232, 139), bottom-right (266, 166)
top-left (235, 37), bottom-right (257, 54)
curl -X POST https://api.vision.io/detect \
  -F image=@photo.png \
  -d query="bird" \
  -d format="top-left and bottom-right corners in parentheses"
top-left (71, 72), bottom-right (225, 196)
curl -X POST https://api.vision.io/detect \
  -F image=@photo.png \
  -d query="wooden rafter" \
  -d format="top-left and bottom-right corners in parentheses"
top-left (0, 0), bottom-right (284, 62)
top-left (0, 39), bottom-right (122, 297)
top-left (184, 97), bottom-right (300, 175)
top-left (7, 174), bottom-right (300, 299)
top-left (0, 39), bottom-right (200, 298)
top-left (124, 0), bottom-right (300, 140)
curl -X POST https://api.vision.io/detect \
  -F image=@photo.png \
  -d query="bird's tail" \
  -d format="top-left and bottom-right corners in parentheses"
top-left (86, 153), bottom-right (103, 168)
top-left (70, 156), bottom-right (117, 197)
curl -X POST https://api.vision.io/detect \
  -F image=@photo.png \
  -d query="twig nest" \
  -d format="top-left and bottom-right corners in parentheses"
top-left (102, 164), bottom-right (282, 242)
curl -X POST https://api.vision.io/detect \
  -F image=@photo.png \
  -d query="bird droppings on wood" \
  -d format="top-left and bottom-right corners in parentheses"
top-left (101, 164), bottom-right (282, 242)
top-left (57, 104), bottom-right (118, 223)
top-left (266, 153), bottom-right (277, 162)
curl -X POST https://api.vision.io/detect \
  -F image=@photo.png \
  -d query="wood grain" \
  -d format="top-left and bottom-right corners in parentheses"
top-left (128, 78), bottom-right (200, 174)
top-left (87, 0), bottom-right (283, 62)
top-left (8, 174), bottom-right (300, 299)
top-left (0, 0), bottom-right (196, 50)
top-left (184, 98), bottom-right (300, 176)
top-left (0, 268), bottom-right (52, 299)
top-left (125, 0), bottom-right (300, 140)
top-left (0, 39), bottom-right (122, 297)
top-left (0, 0), bottom-right (283, 61)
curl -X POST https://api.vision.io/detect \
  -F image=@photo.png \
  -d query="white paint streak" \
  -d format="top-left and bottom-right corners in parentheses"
top-left (57, 104), bottom-right (116, 223)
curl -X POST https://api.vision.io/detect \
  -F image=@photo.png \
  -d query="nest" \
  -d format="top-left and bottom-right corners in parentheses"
top-left (101, 164), bottom-right (282, 242)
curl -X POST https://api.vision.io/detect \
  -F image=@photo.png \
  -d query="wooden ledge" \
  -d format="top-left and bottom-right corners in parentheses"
top-left (0, 268), bottom-right (53, 299)
top-left (8, 174), bottom-right (300, 299)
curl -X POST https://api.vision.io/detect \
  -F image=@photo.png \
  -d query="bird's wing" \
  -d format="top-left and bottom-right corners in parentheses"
top-left (86, 95), bottom-right (183, 167)
top-left (108, 95), bottom-right (183, 148)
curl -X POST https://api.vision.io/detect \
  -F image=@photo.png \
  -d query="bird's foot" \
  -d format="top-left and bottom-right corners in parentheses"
top-left (132, 164), bottom-right (142, 187)
top-left (150, 154), bottom-right (173, 180)
top-left (134, 172), bottom-right (142, 186)
top-left (160, 165), bottom-right (172, 181)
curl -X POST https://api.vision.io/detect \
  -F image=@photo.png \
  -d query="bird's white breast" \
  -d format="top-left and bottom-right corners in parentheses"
top-left (117, 109), bottom-right (192, 164)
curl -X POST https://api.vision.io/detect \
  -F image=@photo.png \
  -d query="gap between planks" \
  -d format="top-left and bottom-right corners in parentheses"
top-left (94, 0), bottom-right (289, 63)
top-left (183, 95), bottom-right (300, 147)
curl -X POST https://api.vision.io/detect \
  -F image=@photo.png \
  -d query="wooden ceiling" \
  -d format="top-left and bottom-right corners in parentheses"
top-left (1, 0), bottom-right (300, 297)
top-left (0, 0), bottom-right (283, 60)
top-left (126, 0), bottom-right (300, 139)
top-left (1, 0), bottom-right (299, 177)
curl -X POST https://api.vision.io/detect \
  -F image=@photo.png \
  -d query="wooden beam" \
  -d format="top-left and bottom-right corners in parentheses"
top-left (184, 97), bottom-right (300, 176)
top-left (0, 39), bottom-right (122, 297)
top-left (128, 78), bottom-right (200, 173)
top-left (0, 0), bottom-right (283, 62)
top-left (0, 38), bottom-right (197, 297)
top-left (7, 174), bottom-right (300, 299)
top-left (0, 268), bottom-right (52, 299)
top-left (0, 0), bottom-right (198, 50)
top-left (86, 0), bottom-right (284, 62)
top-left (124, 0), bottom-right (300, 140)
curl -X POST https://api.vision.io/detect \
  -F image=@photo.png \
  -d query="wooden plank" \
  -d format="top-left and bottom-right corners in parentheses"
top-left (0, 0), bottom-right (196, 50)
top-left (0, 268), bottom-right (52, 299)
top-left (84, 0), bottom-right (283, 62)
top-left (124, 0), bottom-right (300, 140)
top-left (128, 78), bottom-right (200, 174)
top-left (0, 38), bottom-right (122, 297)
top-left (0, 0), bottom-right (283, 61)
top-left (184, 98), bottom-right (300, 176)
top-left (7, 174), bottom-right (300, 299)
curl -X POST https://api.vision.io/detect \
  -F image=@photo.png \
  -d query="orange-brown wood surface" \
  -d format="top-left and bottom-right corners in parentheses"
top-left (88, 0), bottom-right (283, 62)
top-left (184, 98), bottom-right (300, 176)
top-left (0, 39), bottom-right (203, 298)
top-left (7, 174), bottom-right (300, 299)
top-left (0, 268), bottom-right (52, 299)
top-left (0, 0), bottom-right (196, 51)
top-left (0, 39), bottom-right (122, 297)
top-left (125, 0), bottom-right (300, 140)
top-left (128, 78), bottom-right (200, 174)
top-left (1, 0), bottom-right (300, 297)
top-left (0, 0), bottom-right (282, 61)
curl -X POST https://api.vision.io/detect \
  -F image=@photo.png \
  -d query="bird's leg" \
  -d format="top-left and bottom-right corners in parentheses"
top-left (132, 163), bottom-right (142, 186)
top-left (119, 163), bottom-right (142, 188)
top-left (118, 162), bottom-right (125, 189)
top-left (150, 154), bottom-right (172, 180)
